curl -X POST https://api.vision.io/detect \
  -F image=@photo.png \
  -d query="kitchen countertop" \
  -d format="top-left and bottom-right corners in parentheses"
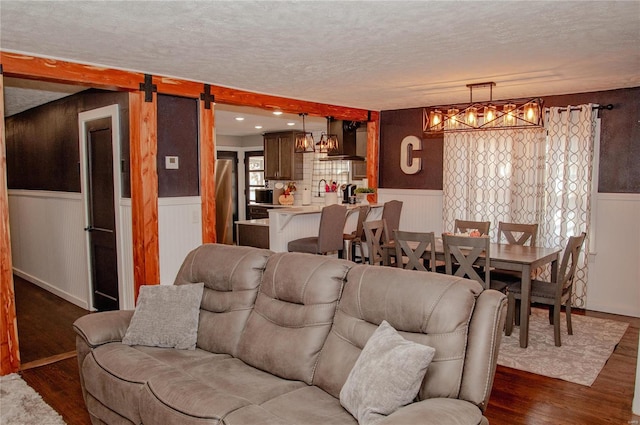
top-left (247, 202), bottom-right (294, 208)
top-left (235, 218), bottom-right (269, 226)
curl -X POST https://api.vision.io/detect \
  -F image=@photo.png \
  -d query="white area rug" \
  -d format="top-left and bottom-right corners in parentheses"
top-left (0, 373), bottom-right (66, 424)
top-left (498, 308), bottom-right (629, 386)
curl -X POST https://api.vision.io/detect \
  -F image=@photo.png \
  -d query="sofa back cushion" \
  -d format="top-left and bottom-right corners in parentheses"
top-left (174, 244), bottom-right (271, 357)
top-left (236, 252), bottom-right (351, 385)
top-left (314, 265), bottom-right (482, 402)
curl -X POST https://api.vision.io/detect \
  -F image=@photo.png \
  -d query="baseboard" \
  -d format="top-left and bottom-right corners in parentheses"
top-left (13, 269), bottom-right (90, 311)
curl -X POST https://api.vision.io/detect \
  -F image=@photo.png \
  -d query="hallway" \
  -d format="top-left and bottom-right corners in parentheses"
top-left (14, 275), bottom-right (89, 368)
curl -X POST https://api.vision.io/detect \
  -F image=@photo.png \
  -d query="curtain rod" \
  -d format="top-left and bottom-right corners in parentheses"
top-left (556, 104), bottom-right (614, 112)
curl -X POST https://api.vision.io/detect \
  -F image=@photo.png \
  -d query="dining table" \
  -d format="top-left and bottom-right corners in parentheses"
top-left (384, 239), bottom-right (562, 348)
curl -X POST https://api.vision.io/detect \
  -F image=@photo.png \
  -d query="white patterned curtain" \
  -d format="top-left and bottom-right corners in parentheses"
top-left (443, 128), bottom-right (547, 241)
top-left (442, 104), bottom-right (597, 308)
top-left (540, 105), bottom-right (597, 307)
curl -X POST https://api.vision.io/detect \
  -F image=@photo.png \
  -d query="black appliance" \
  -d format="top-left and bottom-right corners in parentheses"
top-left (342, 184), bottom-right (357, 203)
top-left (255, 188), bottom-right (273, 204)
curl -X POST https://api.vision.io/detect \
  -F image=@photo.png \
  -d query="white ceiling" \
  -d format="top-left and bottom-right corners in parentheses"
top-left (1, 1), bottom-right (639, 135)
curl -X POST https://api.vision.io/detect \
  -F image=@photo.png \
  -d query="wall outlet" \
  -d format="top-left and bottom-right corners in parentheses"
top-left (165, 156), bottom-right (179, 170)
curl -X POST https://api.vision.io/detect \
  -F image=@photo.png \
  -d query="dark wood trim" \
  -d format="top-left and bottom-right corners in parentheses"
top-left (129, 91), bottom-right (160, 300)
top-left (0, 74), bottom-right (20, 374)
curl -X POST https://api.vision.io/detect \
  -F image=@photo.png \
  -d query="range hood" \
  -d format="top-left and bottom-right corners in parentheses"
top-left (321, 120), bottom-right (366, 161)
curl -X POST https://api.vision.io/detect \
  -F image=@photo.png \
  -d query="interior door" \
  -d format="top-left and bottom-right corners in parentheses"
top-left (85, 117), bottom-right (119, 311)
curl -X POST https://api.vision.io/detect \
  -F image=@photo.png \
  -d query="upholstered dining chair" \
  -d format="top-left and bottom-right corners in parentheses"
top-left (393, 230), bottom-right (436, 271)
top-left (288, 204), bottom-right (347, 258)
top-left (343, 205), bottom-right (370, 262)
top-left (454, 219), bottom-right (491, 236)
top-left (505, 232), bottom-right (587, 347)
top-left (382, 200), bottom-right (403, 241)
top-left (363, 219), bottom-right (389, 266)
top-left (442, 234), bottom-right (508, 292)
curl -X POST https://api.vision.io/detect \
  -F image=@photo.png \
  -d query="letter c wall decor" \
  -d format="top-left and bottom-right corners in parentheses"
top-left (400, 135), bottom-right (422, 175)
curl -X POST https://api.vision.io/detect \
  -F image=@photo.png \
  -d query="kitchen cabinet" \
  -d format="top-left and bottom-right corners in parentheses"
top-left (247, 205), bottom-right (270, 220)
top-left (264, 131), bottom-right (303, 180)
top-left (352, 127), bottom-right (368, 180)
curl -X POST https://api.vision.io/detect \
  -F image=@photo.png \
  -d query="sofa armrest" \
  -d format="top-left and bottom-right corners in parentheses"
top-left (73, 310), bottom-right (135, 348)
top-left (376, 398), bottom-right (484, 425)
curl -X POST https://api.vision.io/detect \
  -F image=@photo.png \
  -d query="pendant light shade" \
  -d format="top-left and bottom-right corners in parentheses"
top-left (295, 113), bottom-right (315, 153)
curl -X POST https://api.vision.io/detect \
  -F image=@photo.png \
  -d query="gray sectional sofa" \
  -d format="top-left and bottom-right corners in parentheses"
top-left (74, 243), bottom-right (507, 425)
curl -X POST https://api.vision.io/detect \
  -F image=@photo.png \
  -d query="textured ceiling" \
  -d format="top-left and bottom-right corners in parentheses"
top-left (1, 1), bottom-right (639, 130)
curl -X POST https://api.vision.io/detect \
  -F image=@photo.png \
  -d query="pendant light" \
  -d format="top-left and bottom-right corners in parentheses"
top-left (317, 116), bottom-right (339, 154)
top-left (294, 113), bottom-right (315, 153)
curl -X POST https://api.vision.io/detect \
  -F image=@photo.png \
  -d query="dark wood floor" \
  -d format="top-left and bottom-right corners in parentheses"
top-left (15, 278), bottom-right (640, 425)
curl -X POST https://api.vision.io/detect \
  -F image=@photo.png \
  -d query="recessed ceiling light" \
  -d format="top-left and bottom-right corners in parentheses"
top-left (255, 125), bottom-right (263, 129)
top-left (287, 122), bottom-right (295, 126)
top-left (235, 117), bottom-right (245, 121)
top-left (273, 111), bottom-right (283, 116)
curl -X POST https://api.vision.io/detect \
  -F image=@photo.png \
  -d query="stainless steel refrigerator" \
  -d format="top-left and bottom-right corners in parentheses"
top-left (215, 159), bottom-right (234, 245)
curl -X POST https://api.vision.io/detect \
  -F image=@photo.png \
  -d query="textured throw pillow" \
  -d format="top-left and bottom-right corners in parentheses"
top-left (340, 320), bottom-right (436, 425)
top-left (122, 283), bottom-right (204, 350)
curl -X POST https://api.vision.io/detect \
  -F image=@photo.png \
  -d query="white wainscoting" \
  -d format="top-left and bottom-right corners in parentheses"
top-left (378, 188), bottom-right (639, 318)
top-left (158, 197), bottom-right (203, 286)
top-left (377, 189), bottom-right (444, 233)
top-left (8, 190), bottom-right (90, 309)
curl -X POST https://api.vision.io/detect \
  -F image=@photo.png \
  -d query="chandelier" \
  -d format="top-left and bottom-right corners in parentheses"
top-left (423, 82), bottom-right (543, 133)
top-left (294, 113), bottom-right (315, 153)
top-left (317, 116), bottom-right (340, 154)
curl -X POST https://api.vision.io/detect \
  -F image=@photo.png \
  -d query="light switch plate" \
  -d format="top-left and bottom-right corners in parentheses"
top-left (165, 156), bottom-right (179, 169)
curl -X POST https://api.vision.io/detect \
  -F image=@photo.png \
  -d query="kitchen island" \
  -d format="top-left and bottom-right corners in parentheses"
top-left (268, 204), bottom-right (382, 253)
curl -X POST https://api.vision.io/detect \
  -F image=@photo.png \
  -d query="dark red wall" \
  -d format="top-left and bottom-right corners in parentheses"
top-left (6, 91), bottom-right (201, 198)
top-left (379, 87), bottom-right (640, 193)
top-left (156, 94), bottom-right (199, 197)
top-left (6, 90), bottom-right (129, 193)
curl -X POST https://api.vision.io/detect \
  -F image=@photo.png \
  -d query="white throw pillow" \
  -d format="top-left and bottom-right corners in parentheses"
top-left (122, 283), bottom-right (204, 350)
top-left (340, 320), bottom-right (436, 425)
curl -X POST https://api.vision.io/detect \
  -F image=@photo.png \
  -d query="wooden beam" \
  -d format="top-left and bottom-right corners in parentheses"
top-left (367, 119), bottom-right (380, 203)
top-left (129, 91), bottom-right (159, 300)
top-left (0, 52), bottom-right (378, 122)
top-left (0, 73), bottom-right (21, 374)
top-left (200, 99), bottom-right (216, 243)
top-left (1, 52), bottom-right (142, 91)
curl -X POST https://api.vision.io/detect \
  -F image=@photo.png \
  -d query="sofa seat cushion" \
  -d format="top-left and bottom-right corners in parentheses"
top-left (83, 343), bottom-right (230, 424)
top-left (376, 398), bottom-right (483, 425)
top-left (258, 386), bottom-right (358, 425)
top-left (140, 370), bottom-right (252, 425)
top-left (181, 357), bottom-right (307, 404)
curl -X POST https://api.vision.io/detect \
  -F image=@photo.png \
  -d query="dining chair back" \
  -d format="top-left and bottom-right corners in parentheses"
top-left (287, 204), bottom-right (347, 257)
top-left (442, 234), bottom-right (508, 292)
top-left (498, 221), bottom-right (538, 246)
top-left (393, 230), bottom-right (436, 271)
top-left (505, 232), bottom-right (587, 346)
top-left (454, 219), bottom-right (491, 236)
top-left (343, 205), bottom-right (370, 262)
top-left (363, 219), bottom-right (388, 266)
top-left (382, 200), bottom-right (403, 241)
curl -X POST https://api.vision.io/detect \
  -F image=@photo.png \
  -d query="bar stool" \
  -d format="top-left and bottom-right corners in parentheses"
top-left (343, 205), bottom-right (370, 262)
top-left (288, 204), bottom-right (347, 258)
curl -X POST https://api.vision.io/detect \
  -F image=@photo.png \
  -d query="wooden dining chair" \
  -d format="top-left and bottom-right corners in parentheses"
top-left (494, 221), bottom-right (540, 282)
top-left (382, 200), bottom-right (403, 241)
top-left (343, 205), bottom-right (370, 262)
top-left (363, 219), bottom-right (389, 266)
top-left (454, 219), bottom-right (491, 236)
top-left (505, 232), bottom-right (587, 346)
top-left (498, 221), bottom-right (538, 246)
top-left (393, 230), bottom-right (436, 271)
top-left (287, 204), bottom-right (347, 258)
top-left (442, 234), bottom-right (507, 292)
